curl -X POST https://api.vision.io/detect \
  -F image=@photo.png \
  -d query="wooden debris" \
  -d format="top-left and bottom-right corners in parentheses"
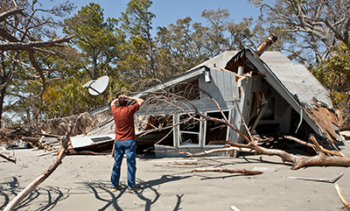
top-left (172, 161), bottom-right (197, 165)
top-left (191, 167), bottom-right (263, 175)
top-left (0, 153), bottom-right (16, 164)
top-left (307, 102), bottom-right (340, 146)
top-left (185, 147), bottom-right (256, 157)
top-left (334, 183), bottom-right (350, 211)
top-left (66, 150), bottom-right (110, 156)
top-left (153, 162), bottom-right (197, 167)
top-left (22, 136), bottom-right (61, 151)
top-left (288, 172), bottom-right (344, 183)
top-left (340, 131), bottom-right (350, 140)
top-left (151, 159), bottom-right (198, 166)
top-left (284, 135), bottom-right (344, 157)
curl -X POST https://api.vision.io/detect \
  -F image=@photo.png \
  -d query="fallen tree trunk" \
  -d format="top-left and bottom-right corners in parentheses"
top-left (4, 123), bottom-right (72, 211)
top-left (187, 136), bottom-right (350, 170)
top-left (242, 142), bottom-right (350, 170)
top-left (191, 167), bottom-right (263, 175)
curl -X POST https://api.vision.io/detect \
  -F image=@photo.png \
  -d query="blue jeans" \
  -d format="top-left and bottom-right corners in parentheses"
top-left (111, 139), bottom-right (137, 188)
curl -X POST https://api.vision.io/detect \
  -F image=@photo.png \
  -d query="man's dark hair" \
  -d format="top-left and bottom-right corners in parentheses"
top-left (119, 96), bottom-right (127, 106)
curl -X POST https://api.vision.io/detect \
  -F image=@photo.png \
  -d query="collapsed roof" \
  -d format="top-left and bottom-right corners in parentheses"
top-left (131, 49), bottom-right (341, 147)
top-left (89, 39), bottom-right (341, 151)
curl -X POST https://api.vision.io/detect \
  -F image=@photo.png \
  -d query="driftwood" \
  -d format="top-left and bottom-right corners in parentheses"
top-left (4, 123), bottom-right (72, 211)
top-left (0, 153), bottom-right (16, 164)
top-left (66, 150), bottom-right (110, 156)
top-left (288, 172), bottom-right (344, 183)
top-left (334, 183), bottom-right (350, 211)
top-left (154, 162), bottom-right (197, 167)
top-left (183, 147), bottom-right (256, 157)
top-left (191, 167), bottom-right (263, 175)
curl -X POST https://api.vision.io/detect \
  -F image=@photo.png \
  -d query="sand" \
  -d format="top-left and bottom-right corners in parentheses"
top-left (1, 141), bottom-right (350, 211)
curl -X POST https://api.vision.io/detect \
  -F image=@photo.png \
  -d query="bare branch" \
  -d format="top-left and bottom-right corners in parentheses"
top-left (284, 135), bottom-right (344, 157)
top-left (334, 183), bottom-right (350, 211)
top-left (0, 36), bottom-right (73, 51)
top-left (191, 167), bottom-right (263, 175)
top-left (0, 7), bottom-right (23, 22)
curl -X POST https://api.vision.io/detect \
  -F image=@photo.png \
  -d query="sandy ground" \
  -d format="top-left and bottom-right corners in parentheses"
top-left (1, 141), bottom-right (350, 211)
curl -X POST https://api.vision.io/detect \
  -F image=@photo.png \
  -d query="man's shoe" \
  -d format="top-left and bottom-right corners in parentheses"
top-left (127, 185), bottom-right (141, 193)
top-left (112, 185), bottom-right (122, 192)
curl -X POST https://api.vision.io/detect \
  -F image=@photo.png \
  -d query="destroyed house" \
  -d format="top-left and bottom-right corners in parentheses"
top-left (129, 49), bottom-right (342, 157)
top-left (86, 36), bottom-right (342, 157)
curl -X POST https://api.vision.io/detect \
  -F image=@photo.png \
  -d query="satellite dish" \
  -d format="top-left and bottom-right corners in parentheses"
top-left (82, 80), bottom-right (94, 88)
top-left (83, 76), bottom-right (110, 96)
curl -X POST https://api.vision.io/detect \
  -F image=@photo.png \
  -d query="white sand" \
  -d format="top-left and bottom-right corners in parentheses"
top-left (1, 141), bottom-right (350, 211)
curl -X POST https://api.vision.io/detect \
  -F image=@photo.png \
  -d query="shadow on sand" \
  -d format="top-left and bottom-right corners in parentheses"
top-left (82, 174), bottom-right (191, 211)
top-left (0, 177), bottom-right (70, 211)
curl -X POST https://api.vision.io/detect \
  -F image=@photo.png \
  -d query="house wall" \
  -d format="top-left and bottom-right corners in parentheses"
top-left (168, 69), bottom-right (252, 154)
top-left (140, 69), bottom-right (255, 157)
top-left (197, 69), bottom-right (238, 110)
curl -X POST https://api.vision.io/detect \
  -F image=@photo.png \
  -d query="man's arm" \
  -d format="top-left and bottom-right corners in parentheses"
top-left (129, 96), bottom-right (145, 107)
top-left (111, 98), bottom-right (118, 105)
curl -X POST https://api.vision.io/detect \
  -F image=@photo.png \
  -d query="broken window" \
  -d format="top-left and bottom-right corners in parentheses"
top-left (143, 115), bottom-right (172, 130)
top-left (205, 111), bottom-right (229, 146)
top-left (179, 113), bottom-right (200, 147)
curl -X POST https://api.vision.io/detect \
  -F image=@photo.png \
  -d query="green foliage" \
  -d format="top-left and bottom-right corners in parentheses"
top-left (13, 0), bottom-right (350, 125)
top-left (310, 43), bottom-right (350, 114)
top-left (42, 78), bottom-right (95, 118)
top-left (63, 2), bottom-right (125, 80)
top-left (119, 0), bottom-right (156, 79)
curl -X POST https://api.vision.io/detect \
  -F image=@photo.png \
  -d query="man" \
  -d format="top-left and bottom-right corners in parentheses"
top-left (110, 94), bottom-right (144, 192)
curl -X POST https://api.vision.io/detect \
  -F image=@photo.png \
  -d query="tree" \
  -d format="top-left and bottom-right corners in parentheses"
top-left (0, 0), bottom-right (75, 127)
top-left (119, 0), bottom-right (156, 80)
top-left (154, 8), bottom-right (264, 81)
top-left (248, 0), bottom-right (350, 65)
top-left (200, 8), bottom-right (231, 57)
top-left (310, 43), bottom-right (350, 117)
top-left (155, 17), bottom-right (209, 80)
top-left (63, 3), bottom-right (125, 80)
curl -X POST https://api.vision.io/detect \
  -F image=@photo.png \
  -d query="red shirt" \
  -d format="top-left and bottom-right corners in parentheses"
top-left (111, 103), bottom-right (140, 141)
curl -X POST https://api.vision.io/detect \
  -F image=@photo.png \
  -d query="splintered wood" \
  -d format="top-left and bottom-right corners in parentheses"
top-left (22, 136), bottom-right (62, 152)
top-left (307, 102), bottom-right (340, 146)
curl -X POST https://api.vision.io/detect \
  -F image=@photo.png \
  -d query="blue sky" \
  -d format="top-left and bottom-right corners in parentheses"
top-left (59, 0), bottom-right (261, 34)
